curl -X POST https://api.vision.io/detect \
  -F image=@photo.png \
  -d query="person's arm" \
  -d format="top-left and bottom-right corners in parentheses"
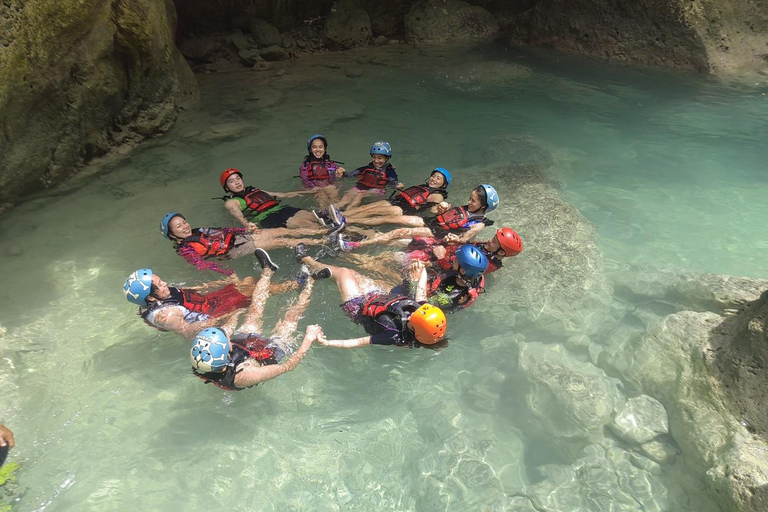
top-left (152, 308), bottom-right (234, 341)
top-left (224, 199), bottom-right (250, 228)
top-left (186, 274), bottom-right (240, 292)
top-left (263, 189), bottom-right (314, 199)
top-left (0, 423), bottom-right (14, 449)
top-left (315, 332), bottom-right (372, 348)
top-left (385, 167), bottom-right (403, 189)
top-left (456, 223), bottom-right (485, 244)
top-left (219, 309), bottom-right (244, 336)
top-left (233, 324), bottom-right (320, 387)
top-left (177, 245), bottom-right (234, 276)
top-left (425, 192), bottom-right (446, 214)
top-left (406, 260), bottom-right (429, 302)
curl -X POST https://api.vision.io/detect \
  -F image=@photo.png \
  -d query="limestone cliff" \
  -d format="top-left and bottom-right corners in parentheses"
top-left (0, 0), bottom-right (197, 205)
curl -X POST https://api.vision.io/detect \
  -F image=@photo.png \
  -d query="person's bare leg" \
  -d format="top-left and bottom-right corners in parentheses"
top-left (349, 214), bottom-right (426, 228)
top-left (344, 200), bottom-right (391, 217)
top-left (336, 188), bottom-right (360, 210)
top-left (300, 256), bottom-right (387, 302)
top-left (253, 227), bottom-right (326, 238)
top-left (355, 227), bottom-right (432, 248)
top-left (239, 268), bottom-right (273, 334)
top-left (227, 237), bottom-right (327, 259)
top-left (346, 205), bottom-right (405, 221)
top-left (285, 210), bottom-right (326, 229)
top-left (271, 279), bottom-right (315, 340)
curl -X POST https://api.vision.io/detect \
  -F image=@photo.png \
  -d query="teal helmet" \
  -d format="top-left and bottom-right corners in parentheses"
top-left (431, 167), bottom-right (452, 186)
top-left (191, 328), bottom-right (231, 373)
top-left (124, 268), bottom-right (153, 306)
top-left (370, 141), bottom-right (392, 157)
top-left (477, 184), bottom-right (499, 213)
top-left (455, 245), bottom-right (488, 278)
top-left (160, 212), bottom-right (183, 239)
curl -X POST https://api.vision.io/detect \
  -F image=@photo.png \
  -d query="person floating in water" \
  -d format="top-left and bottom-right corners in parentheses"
top-left (123, 260), bottom-right (296, 339)
top-left (160, 212), bottom-right (327, 276)
top-left (343, 167), bottom-right (451, 221)
top-left (337, 184), bottom-right (499, 251)
top-left (190, 250), bottom-right (328, 390)
top-left (425, 244), bottom-right (488, 313)
top-left (299, 134), bottom-right (346, 208)
top-left (219, 168), bottom-right (344, 234)
top-left (335, 141), bottom-right (404, 210)
top-left (412, 227), bottom-right (523, 275)
top-left (294, 245), bottom-right (447, 349)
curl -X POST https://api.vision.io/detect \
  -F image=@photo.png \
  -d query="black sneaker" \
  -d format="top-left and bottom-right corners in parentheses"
top-left (312, 267), bottom-right (332, 280)
top-left (294, 243), bottom-right (308, 263)
top-left (254, 248), bottom-right (279, 271)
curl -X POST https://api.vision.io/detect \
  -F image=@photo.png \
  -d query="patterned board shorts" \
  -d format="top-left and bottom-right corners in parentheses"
top-left (340, 291), bottom-right (385, 322)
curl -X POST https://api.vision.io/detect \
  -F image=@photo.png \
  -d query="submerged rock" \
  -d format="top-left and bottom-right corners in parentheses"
top-left (610, 395), bottom-right (669, 444)
top-left (471, 164), bottom-right (613, 337)
top-left (519, 343), bottom-right (624, 441)
top-left (404, 0), bottom-right (499, 45)
top-left (465, 133), bottom-right (553, 167)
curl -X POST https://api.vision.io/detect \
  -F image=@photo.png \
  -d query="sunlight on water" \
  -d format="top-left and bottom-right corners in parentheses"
top-left (1, 42), bottom-right (766, 511)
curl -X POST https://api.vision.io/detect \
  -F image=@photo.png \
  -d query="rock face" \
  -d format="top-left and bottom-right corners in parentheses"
top-left (0, 0), bottom-right (197, 205)
top-left (613, 301), bottom-right (768, 512)
top-left (405, 0), bottom-right (499, 45)
top-left (325, 0), bottom-right (372, 49)
top-left (508, 0), bottom-right (768, 73)
top-left (471, 163), bottom-right (613, 337)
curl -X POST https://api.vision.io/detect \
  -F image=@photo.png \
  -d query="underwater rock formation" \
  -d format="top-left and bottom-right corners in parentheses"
top-left (0, 0), bottom-right (197, 205)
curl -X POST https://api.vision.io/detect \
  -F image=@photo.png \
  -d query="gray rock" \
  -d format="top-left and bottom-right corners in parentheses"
top-left (238, 49), bottom-right (263, 66)
top-left (612, 269), bottom-right (768, 312)
top-left (260, 45), bottom-right (290, 61)
top-left (325, 0), bottom-right (372, 50)
top-left (465, 134), bottom-right (553, 167)
top-left (519, 342), bottom-right (624, 440)
top-left (641, 440), bottom-right (677, 464)
top-left (249, 18), bottom-right (282, 47)
top-left (371, 35), bottom-right (389, 46)
top-left (223, 30), bottom-right (250, 52)
top-left (178, 36), bottom-right (218, 63)
top-left (253, 61), bottom-right (272, 72)
top-left (468, 164), bottom-right (613, 337)
top-left (611, 395), bottom-right (669, 444)
top-left (527, 444), bottom-right (668, 512)
top-left (405, 0), bottom-right (499, 45)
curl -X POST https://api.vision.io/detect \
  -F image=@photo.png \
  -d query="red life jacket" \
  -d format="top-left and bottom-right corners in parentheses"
top-left (240, 186), bottom-right (280, 213)
top-left (194, 333), bottom-right (278, 391)
top-left (140, 287), bottom-right (213, 331)
top-left (356, 166), bottom-right (388, 189)
top-left (433, 206), bottom-right (487, 231)
top-left (394, 184), bottom-right (445, 209)
top-left (437, 243), bottom-right (502, 274)
top-left (306, 160), bottom-right (331, 181)
top-left (179, 228), bottom-right (234, 257)
top-left (360, 294), bottom-right (418, 320)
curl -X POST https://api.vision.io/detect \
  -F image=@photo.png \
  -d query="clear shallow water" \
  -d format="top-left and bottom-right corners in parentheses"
top-left (1, 42), bottom-right (766, 511)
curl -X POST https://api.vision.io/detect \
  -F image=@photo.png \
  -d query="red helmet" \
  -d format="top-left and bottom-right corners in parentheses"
top-left (496, 228), bottom-right (522, 256)
top-left (219, 168), bottom-right (242, 190)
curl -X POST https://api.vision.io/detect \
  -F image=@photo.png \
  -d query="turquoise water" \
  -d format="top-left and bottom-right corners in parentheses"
top-left (1, 42), bottom-right (766, 511)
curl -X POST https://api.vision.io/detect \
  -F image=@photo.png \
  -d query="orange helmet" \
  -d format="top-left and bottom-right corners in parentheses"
top-left (219, 168), bottom-right (242, 190)
top-left (496, 228), bottom-right (522, 256)
top-left (409, 304), bottom-right (447, 345)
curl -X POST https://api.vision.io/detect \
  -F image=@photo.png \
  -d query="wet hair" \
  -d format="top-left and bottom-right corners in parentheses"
top-left (474, 185), bottom-right (488, 209)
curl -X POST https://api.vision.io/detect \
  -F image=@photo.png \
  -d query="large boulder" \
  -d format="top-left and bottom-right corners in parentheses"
top-left (508, 0), bottom-right (768, 74)
top-left (467, 163), bottom-right (613, 337)
top-left (404, 0), bottom-right (499, 45)
top-left (0, 0), bottom-right (197, 205)
top-left (249, 18), bottom-right (282, 47)
top-left (613, 302), bottom-right (768, 512)
top-left (324, 0), bottom-right (372, 50)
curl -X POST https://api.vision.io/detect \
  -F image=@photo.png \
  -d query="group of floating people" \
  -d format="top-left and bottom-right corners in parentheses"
top-left (123, 136), bottom-right (523, 391)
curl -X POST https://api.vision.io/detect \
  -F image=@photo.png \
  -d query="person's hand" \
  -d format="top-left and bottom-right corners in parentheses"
top-left (247, 222), bottom-right (259, 232)
top-left (432, 246), bottom-right (447, 259)
top-left (396, 182), bottom-right (405, 190)
top-left (304, 324), bottom-right (323, 341)
top-left (435, 202), bottom-right (451, 215)
top-left (0, 423), bottom-right (14, 449)
top-left (408, 260), bottom-right (426, 281)
top-left (335, 167), bottom-right (346, 177)
top-left (315, 332), bottom-right (329, 346)
top-left (442, 233), bottom-right (460, 245)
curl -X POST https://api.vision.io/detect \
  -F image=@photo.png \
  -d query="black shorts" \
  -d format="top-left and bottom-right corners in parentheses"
top-left (258, 205), bottom-right (303, 229)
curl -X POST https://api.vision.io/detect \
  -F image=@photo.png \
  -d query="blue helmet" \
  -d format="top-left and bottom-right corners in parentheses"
top-left (124, 268), bottom-right (153, 306)
top-left (307, 134), bottom-right (328, 153)
top-left (160, 212), bottom-right (183, 239)
top-left (455, 245), bottom-right (488, 278)
top-left (370, 141), bottom-right (392, 157)
top-left (191, 328), bottom-right (231, 373)
top-left (431, 167), bottom-right (452, 186)
top-left (479, 184), bottom-right (499, 213)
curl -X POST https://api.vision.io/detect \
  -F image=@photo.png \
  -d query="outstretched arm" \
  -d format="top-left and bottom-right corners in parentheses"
top-left (224, 199), bottom-right (251, 228)
top-left (153, 309), bottom-right (240, 341)
top-left (315, 332), bottom-right (372, 348)
top-left (263, 189), bottom-right (315, 199)
top-left (233, 325), bottom-right (320, 388)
